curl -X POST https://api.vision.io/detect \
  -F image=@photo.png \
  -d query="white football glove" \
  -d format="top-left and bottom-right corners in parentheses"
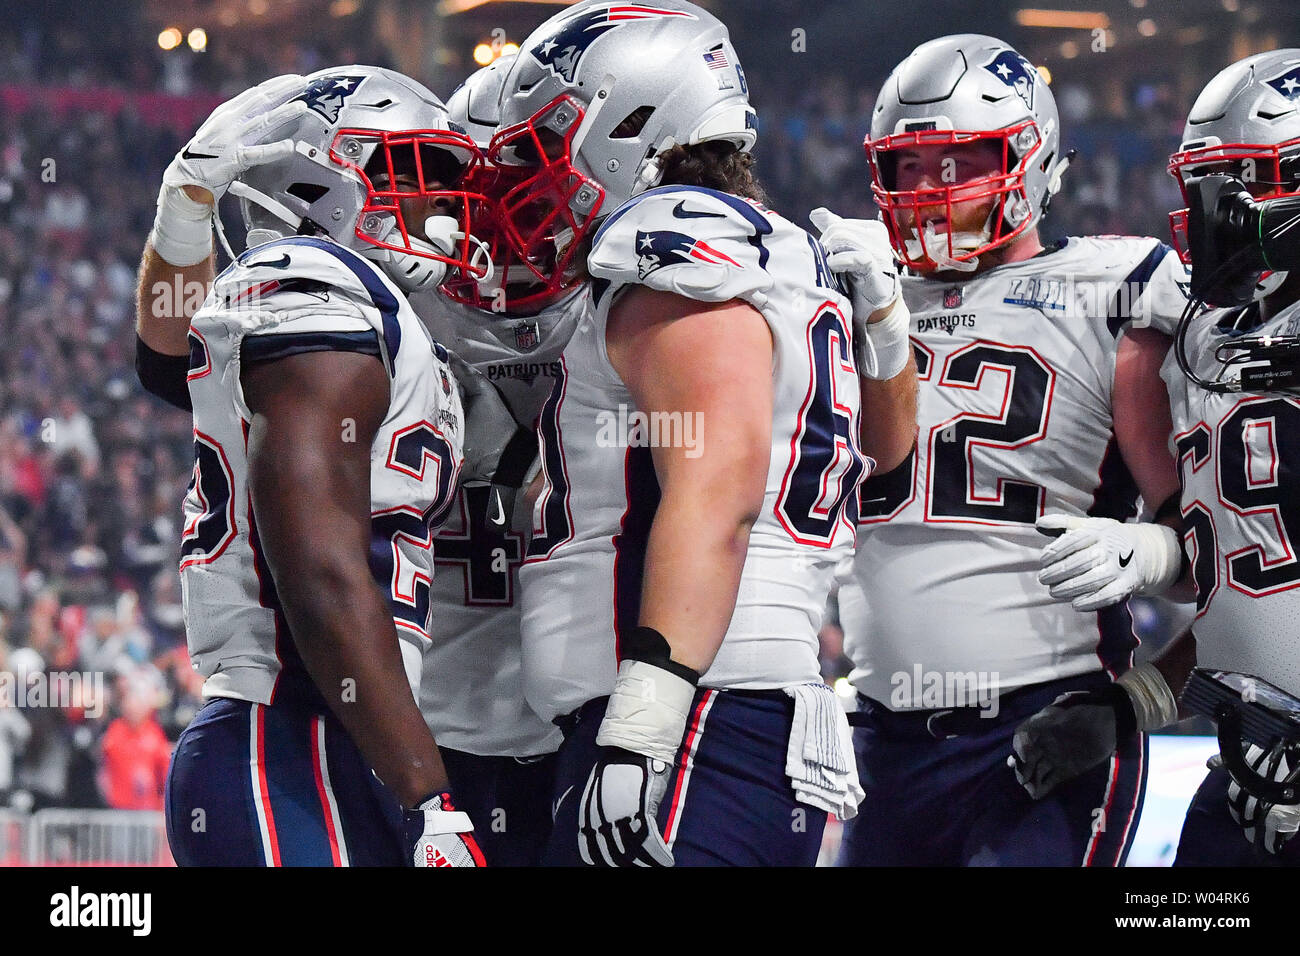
top-left (579, 655), bottom-right (697, 867)
top-left (578, 749), bottom-right (675, 867)
top-left (1036, 514), bottom-right (1182, 612)
top-left (162, 73), bottom-right (309, 202)
top-left (1225, 745), bottom-right (1300, 854)
top-left (403, 792), bottom-right (485, 867)
top-left (150, 74), bottom-right (308, 265)
top-left (809, 207), bottom-right (900, 313)
top-left (808, 207), bottom-right (910, 380)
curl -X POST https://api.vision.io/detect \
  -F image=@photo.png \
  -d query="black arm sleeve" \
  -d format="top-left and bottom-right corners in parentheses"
top-left (135, 335), bottom-right (192, 412)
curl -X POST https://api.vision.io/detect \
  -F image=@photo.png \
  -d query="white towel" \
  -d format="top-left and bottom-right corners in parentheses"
top-left (783, 682), bottom-right (865, 820)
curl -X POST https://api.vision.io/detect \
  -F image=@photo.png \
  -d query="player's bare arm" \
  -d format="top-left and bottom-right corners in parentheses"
top-left (606, 285), bottom-right (773, 675)
top-left (242, 348), bottom-right (452, 808)
top-left (1114, 325), bottom-right (1193, 595)
top-left (860, 347), bottom-right (918, 474)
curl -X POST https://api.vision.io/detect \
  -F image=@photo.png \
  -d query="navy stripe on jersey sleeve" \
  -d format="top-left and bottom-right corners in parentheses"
top-left (593, 184), bottom-right (773, 270)
top-left (241, 329), bottom-right (382, 366)
top-left (1106, 242), bottom-right (1172, 338)
top-left (245, 236), bottom-right (403, 365)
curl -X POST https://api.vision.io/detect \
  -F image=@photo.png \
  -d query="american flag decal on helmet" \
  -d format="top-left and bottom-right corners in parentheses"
top-left (635, 229), bottom-right (741, 280)
top-left (530, 5), bottom-right (697, 84)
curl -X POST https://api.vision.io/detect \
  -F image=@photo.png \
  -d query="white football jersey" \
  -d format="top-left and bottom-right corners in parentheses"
top-left (180, 237), bottom-right (464, 710)
top-left (839, 236), bottom-right (1189, 707)
top-left (1161, 300), bottom-right (1300, 698)
top-left (408, 289), bottom-right (587, 756)
top-left (518, 185), bottom-right (867, 723)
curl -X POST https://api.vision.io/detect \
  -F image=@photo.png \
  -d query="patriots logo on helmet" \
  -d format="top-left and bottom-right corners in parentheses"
top-left (635, 229), bottom-right (740, 279)
top-left (296, 74), bottom-right (368, 123)
top-left (983, 50), bottom-right (1038, 110)
top-left (1266, 67), bottom-right (1300, 101)
top-left (530, 5), bottom-right (697, 85)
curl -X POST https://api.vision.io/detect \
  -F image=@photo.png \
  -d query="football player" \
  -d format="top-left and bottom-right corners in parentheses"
top-left (832, 35), bottom-right (1190, 866)
top-left (1014, 49), bottom-right (1300, 865)
top-left (137, 67), bottom-right (488, 866)
top-left (409, 55), bottom-right (587, 867)
top-left (490, 0), bottom-right (915, 866)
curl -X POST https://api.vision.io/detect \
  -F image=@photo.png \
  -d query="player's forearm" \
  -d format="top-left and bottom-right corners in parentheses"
top-left (637, 484), bottom-right (761, 675)
top-left (859, 347), bottom-right (918, 474)
top-left (1153, 628), bottom-right (1197, 719)
top-left (276, 562), bottom-right (450, 807)
top-left (136, 242), bottom-right (215, 355)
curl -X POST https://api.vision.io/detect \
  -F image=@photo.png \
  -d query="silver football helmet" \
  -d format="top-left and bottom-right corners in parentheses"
top-left (867, 34), bottom-right (1068, 272)
top-left (230, 65), bottom-right (490, 294)
top-left (1168, 49), bottom-right (1300, 270)
top-left (446, 54), bottom-right (515, 149)
top-left (485, 0), bottom-right (756, 308)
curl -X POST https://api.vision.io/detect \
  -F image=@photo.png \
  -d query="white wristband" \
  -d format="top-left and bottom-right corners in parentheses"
top-left (1117, 661), bottom-right (1179, 732)
top-left (1135, 522), bottom-right (1183, 595)
top-left (149, 185), bottom-right (214, 267)
top-left (596, 659), bottom-right (696, 764)
top-left (855, 296), bottom-right (911, 381)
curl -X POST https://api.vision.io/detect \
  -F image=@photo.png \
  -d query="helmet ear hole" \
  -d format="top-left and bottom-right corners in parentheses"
top-left (612, 106), bottom-right (656, 140)
top-left (286, 182), bottom-right (329, 204)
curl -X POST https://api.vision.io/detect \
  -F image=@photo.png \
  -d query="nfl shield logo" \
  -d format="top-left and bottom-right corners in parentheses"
top-left (440, 369), bottom-right (451, 397)
top-left (513, 321), bottom-right (540, 353)
top-left (943, 287), bottom-right (963, 310)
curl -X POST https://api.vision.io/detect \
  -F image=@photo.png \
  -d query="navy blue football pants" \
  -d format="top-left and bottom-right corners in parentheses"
top-left (1174, 764), bottom-right (1300, 866)
top-left (165, 697), bottom-right (405, 866)
top-left (440, 747), bottom-right (557, 867)
top-left (837, 672), bottom-right (1148, 866)
top-left (544, 689), bottom-right (827, 867)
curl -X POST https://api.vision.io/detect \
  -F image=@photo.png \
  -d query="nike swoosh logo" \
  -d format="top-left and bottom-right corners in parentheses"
top-left (551, 784), bottom-right (575, 821)
top-left (672, 200), bottom-right (726, 220)
top-left (244, 254), bottom-right (291, 270)
top-left (1118, 551), bottom-right (1134, 568)
top-left (181, 147), bottom-right (219, 161)
top-left (489, 489), bottom-right (506, 527)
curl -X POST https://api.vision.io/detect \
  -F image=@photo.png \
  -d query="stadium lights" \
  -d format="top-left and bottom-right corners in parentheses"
top-left (1036, 65), bottom-right (1052, 84)
top-left (187, 28), bottom-right (208, 52)
top-left (1014, 9), bottom-right (1111, 30)
top-left (1138, 18), bottom-right (1157, 36)
top-left (473, 40), bottom-right (518, 64)
top-left (331, 0), bottom-right (361, 15)
top-left (158, 27), bottom-right (183, 51)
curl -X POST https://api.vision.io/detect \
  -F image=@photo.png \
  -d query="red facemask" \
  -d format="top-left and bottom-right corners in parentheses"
top-left (866, 121), bottom-right (1045, 272)
top-left (1167, 139), bottom-right (1300, 264)
top-left (448, 95), bottom-right (604, 313)
top-left (331, 127), bottom-right (493, 285)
